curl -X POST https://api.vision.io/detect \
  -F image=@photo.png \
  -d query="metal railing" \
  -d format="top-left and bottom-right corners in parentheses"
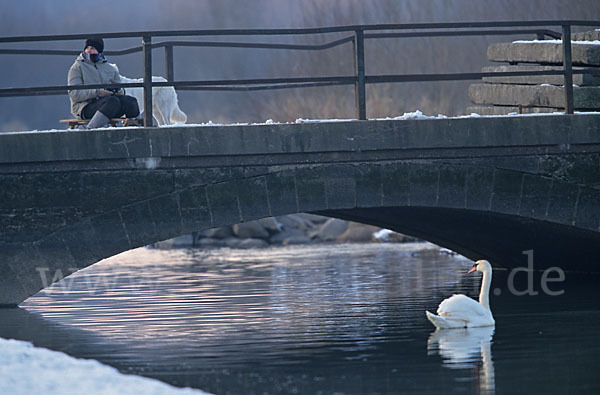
top-left (1, 20), bottom-right (599, 126)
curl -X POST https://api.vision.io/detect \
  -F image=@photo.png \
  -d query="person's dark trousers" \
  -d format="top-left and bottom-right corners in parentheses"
top-left (82, 95), bottom-right (140, 120)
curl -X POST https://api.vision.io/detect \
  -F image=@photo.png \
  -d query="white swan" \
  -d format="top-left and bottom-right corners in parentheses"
top-left (426, 260), bottom-right (495, 329)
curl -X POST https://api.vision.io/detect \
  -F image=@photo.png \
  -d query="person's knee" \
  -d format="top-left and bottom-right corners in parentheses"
top-left (99, 96), bottom-right (122, 118)
top-left (122, 95), bottom-right (140, 118)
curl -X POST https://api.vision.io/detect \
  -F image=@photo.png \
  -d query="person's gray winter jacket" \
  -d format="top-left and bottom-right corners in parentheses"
top-left (68, 53), bottom-right (121, 118)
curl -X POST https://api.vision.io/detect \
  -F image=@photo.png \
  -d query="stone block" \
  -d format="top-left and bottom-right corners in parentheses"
top-left (148, 193), bottom-right (183, 242)
top-left (59, 219), bottom-right (102, 268)
top-left (315, 218), bottom-right (348, 241)
top-left (179, 187), bottom-right (213, 234)
top-left (337, 222), bottom-right (379, 242)
top-left (466, 167), bottom-right (495, 211)
top-left (200, 226), bottom-right (234, 239)
top-left (468, 83), bottom-right (600, 109)
top-left (233, 222), bottom-right (269, 240)
top-left (119, 201), bottom-right (159, 248)
top-left (90, 210), bottom-right (132, 259)
top-left (206, 182), bottom-right (241, 227)
top-left (490, 169), bottom-right (523, 215)
top-left (437, 166), bottom-right (467, 209)
top-left (295, 169), bottom-right (327, 213)
top-left (408, 164), bottom-right (439, 207)
top-left (519, 175), bottom-right (552, 220)
top-left (265, 171), bottom-right (298, 216)
top-left (35, 233), bottom-right (78, 275)
top-left (481, 65), bottom-right (600, 86)
top-left (7, 247), bottom-right (47, 301)
top-left (257, 217), bottom-right (281, 233)
top-left (546, 179), bottom-right (579, 225)
top-left (380, 163), bottom-right (409, 206)
top-left (236, 177), bottom-right (270, 222)
top-left (573, 187), bottom-right (600, 231)
top-left (573, 30), bottom-right (600, 42)
top-left (276, 214), bottom-right (316, 231)
top-left (487, 41), bottom-right (600, 66)
top-left (355, 165), bottom-right (382, 208)
top-left (325, 177), bottom-right (356, 209)
top-left (0, 256), bottom-right (25, 306)
top-left (465, 105), bottom-right (561, 116)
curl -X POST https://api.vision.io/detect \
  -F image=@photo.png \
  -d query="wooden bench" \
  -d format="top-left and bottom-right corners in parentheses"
top-left (60, 118), bottom-right (143, 129)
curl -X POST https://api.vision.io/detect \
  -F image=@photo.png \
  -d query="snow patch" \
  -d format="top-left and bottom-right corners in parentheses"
top-left (375, 110), bottom-right (447, 120)
top-left (0, 338), bottom-right (209, 395)
top-left (295, 117), bottom-right (356, 123)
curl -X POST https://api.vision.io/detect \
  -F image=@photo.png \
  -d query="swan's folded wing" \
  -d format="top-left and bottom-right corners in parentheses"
top-left (437, 294), bottom-right (488, 322)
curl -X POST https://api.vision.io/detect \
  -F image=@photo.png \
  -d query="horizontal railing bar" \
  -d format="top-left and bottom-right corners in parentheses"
top-left (0, 78), bottom-right (356, 97)
top-left (365, 28), bottom-right (562, 40)
top-left (366, 69), bottom-right (600, 84)
top-left (0, 82), bottom-right (145, 96)
top-left (0, 36), bottom-right (356, 56)
top-left (2, 69), bottom-right (599, 97)
top-left (177, 81), bottom-right (352, 92)
top-left (156, 76), bottom-right (357, 88)
top-left (156, 37), bottom-right (355, 51)
top-left (1, 21), bottom-right (598, 43)
top-left (0, 82), bottom-right (354, 97)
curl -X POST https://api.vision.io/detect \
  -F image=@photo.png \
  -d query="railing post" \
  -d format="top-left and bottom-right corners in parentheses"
top-left (562, 24), bottom-right (574, 115)
top-left (353, 29), bottom-right (367, 120)
top-left (143, 35), bottom-right (153, 127)
top-left (165, 44), bottom-right (174, 82)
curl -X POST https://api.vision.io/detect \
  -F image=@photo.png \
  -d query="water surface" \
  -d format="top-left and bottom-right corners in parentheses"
top-left (1, 243), bottom-right (598, 394)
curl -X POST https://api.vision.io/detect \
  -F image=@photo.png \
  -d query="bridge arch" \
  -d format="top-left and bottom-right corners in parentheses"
top-left (3, 161), bottom-right (599, 306)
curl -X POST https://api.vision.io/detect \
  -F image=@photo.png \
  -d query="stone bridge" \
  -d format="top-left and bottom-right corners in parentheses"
top-left (1, 114), bottom-right (600, 306)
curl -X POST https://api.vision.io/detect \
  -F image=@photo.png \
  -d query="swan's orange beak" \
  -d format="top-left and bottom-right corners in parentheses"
top-left (468, 265), bottom-right (477, 274)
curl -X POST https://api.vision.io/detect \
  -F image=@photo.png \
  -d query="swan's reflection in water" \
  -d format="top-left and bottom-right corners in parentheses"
top-left (428, 326), bottom-right (495, 394)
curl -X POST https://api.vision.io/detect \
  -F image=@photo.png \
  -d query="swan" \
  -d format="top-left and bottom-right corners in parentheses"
top-left (426, 260), bottom-right (495, 329)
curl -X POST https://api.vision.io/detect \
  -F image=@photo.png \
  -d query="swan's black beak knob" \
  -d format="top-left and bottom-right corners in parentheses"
top-left (468, 263), bottom-right (478, 274)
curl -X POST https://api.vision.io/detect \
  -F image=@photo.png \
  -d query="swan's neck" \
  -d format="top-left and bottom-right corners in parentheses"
top-left (479, 269), bottom-right (492, 310)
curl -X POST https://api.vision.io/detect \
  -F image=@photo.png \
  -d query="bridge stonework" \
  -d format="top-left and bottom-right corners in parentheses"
top-left (1, 114), bottom-right (599, 306)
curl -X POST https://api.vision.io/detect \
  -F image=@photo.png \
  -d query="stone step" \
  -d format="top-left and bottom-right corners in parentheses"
top-left (487, 41), bottom-right (600, 66)
top-left (466, 105), bottom-right (562, 116)
top-left (481, 65), bottom-right (600, 86)
top-left (468, 83), bottom-right (600, 109)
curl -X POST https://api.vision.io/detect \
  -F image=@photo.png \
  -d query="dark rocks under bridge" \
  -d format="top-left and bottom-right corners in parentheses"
top-left (1, 114), bottom-right (600, 306)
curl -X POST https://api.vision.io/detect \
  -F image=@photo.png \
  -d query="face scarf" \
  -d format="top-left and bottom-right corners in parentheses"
top-left (83, 52), bottom-right (105, 63)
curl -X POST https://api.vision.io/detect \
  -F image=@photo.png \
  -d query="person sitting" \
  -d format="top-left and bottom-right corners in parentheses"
top-left (67, 38), bottom-right (140, 129)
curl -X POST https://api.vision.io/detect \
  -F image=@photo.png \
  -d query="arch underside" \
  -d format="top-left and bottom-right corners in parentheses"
top-left (319, 207), bottom-right (600, 272)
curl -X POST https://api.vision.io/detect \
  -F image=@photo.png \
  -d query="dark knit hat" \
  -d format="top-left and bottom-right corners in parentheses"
top-left (84, 38), bottom-right (104, 53)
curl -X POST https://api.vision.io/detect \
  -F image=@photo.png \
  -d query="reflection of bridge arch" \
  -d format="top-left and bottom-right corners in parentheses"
top-left (1, 115), bottom-right (599, 305)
